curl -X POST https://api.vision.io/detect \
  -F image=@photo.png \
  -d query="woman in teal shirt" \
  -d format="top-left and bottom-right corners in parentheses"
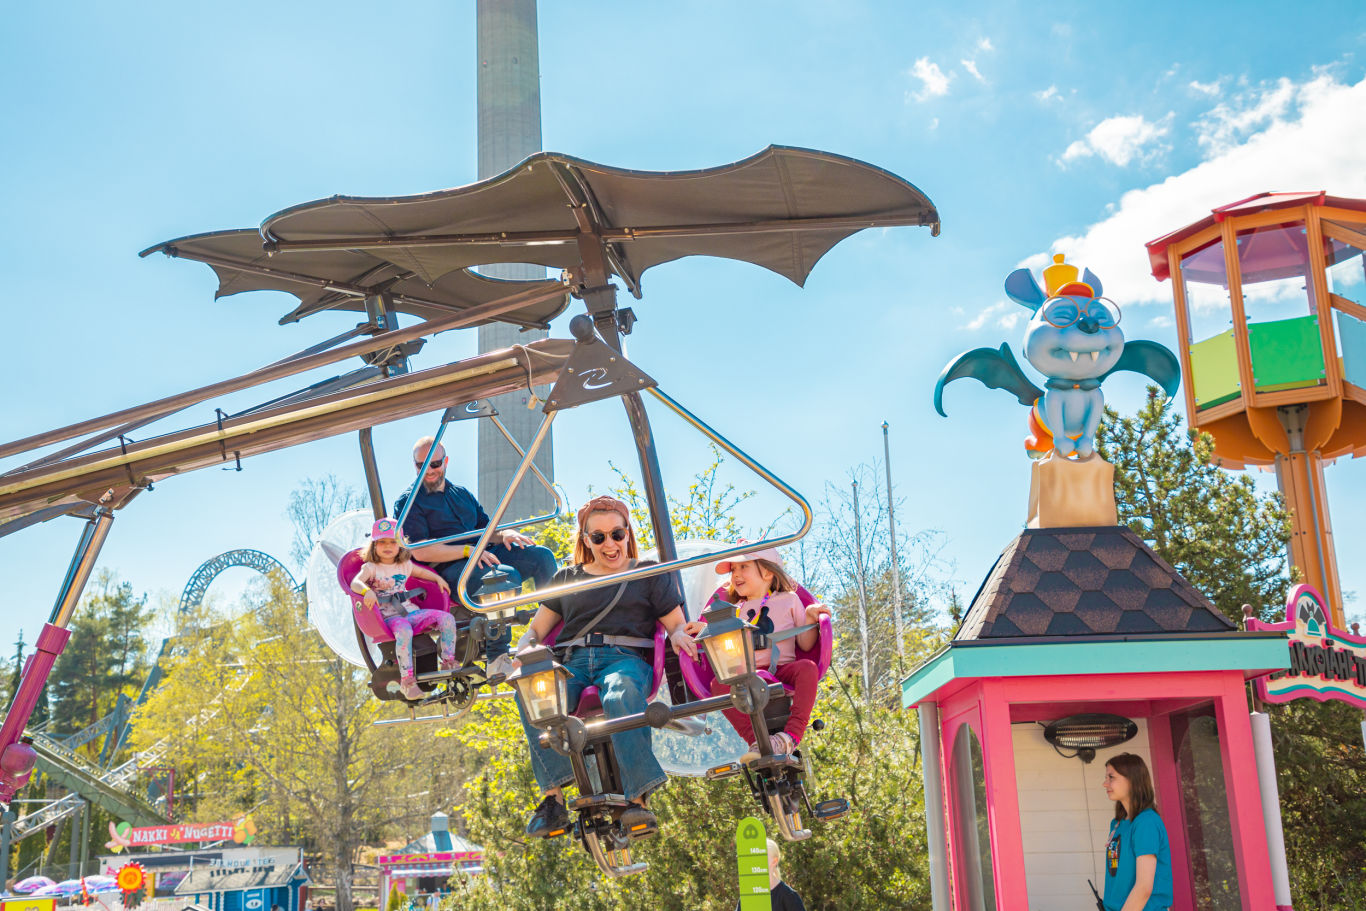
top-left (1101, 753), bottom-right (1174, 911)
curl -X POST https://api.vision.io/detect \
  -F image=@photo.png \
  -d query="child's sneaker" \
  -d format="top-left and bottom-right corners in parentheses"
top-left (740, 732), bottom-right (795, 763)
top-left (439, 657), bottom-right (458, 673)
top-left (399, 677), bottom-right (424, 700)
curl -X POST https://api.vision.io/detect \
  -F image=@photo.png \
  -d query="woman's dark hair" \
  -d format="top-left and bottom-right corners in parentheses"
top-left (1106, 752), bottom-right (1157, 820)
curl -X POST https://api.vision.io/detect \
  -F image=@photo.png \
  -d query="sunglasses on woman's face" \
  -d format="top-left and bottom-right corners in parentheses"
top-left (416, 458), bottom-right (444, 471)
top-left (585, 528), bottom-right (629, 545)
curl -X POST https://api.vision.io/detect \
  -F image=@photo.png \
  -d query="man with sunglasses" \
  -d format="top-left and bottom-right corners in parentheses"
top-left (395, 436), bottom-right (558, 677)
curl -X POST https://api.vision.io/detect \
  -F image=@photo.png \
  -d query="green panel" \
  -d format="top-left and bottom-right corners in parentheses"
top-left (1248, 315), bottom-right (1325, 389)
top-left (736, 816), bottom-right (769, 910)
top-left (901, 636), bottom-right (1288, 706)
top-left (1189, 330), bottom-right (1240, 408)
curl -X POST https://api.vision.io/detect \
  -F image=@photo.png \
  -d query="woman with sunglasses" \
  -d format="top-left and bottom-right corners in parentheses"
top-left (512, 495), bottom-right (698, 840)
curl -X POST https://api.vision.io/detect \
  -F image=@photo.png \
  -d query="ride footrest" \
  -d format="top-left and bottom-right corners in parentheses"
top-left (706, 761), bottom-right (744, 780)
top-left (570, 793), bottom-right (629, 811)
top-left (813, 797), bottom-right (851, 821)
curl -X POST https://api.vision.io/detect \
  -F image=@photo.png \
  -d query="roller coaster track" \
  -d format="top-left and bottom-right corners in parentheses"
top-left (8, 550), bottom-right (290, 839)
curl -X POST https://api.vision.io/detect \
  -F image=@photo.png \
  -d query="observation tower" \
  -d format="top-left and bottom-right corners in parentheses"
top-left (1147, 193), bottom-right (1366, 628)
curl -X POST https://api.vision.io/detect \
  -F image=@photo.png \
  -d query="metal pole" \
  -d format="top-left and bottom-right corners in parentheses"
top-left (1250, 713), bottom-right (1293, 909)
top-left (357, 429), bottom-right (386, 521)
top-left (78, 797), bottom-right (90, 876)
top-left (0, 808), bottom-right (13, 886)
top-left (852, 481), bottom-right (871, 700)
top-left (918, 702), bottom-right (950, 911)
top-left (0, 509), bottom-right (114, 804)
top-left (49, 508), bottom-right (114, 627)
top-left (882, 422), bottom-right (904, 668)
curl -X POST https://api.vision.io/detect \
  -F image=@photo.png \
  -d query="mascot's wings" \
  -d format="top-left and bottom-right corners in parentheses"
top-left (934, 343), bottom-right (1043, 417)
top-left (1100, 340), bottom-right (1181, 400)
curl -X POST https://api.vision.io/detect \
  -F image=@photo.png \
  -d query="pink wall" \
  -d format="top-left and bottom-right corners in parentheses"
top-left (931, 670), bottom-right (1276, 911)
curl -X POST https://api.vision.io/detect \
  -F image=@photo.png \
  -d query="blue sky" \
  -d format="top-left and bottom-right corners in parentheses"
top-left (3, 2), bottom-right (1366, 660)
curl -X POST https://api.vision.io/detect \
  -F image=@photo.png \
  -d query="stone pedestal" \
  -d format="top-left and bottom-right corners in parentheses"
top-left (1026, 454), bottom-right (1118, 528)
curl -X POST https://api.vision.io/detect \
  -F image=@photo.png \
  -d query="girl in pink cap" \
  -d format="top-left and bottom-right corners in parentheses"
top-left (692, 547), bottom-right (830, 760)
top-left (352, 517), bottom-right (457, 700)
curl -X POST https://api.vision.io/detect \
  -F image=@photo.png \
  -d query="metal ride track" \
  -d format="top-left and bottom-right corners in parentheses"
top-left (9, 550), bottom-right (295, 841)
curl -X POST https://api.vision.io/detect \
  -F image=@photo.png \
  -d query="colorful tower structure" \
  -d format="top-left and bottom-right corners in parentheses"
top-left (1147, 193), bottom-right (1366, 628)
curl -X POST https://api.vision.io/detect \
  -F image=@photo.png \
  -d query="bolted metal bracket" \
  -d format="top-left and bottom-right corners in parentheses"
top-left (543, 315), bottom-right (657, 413)
top-left (441, 399), bottom-right (498, 423)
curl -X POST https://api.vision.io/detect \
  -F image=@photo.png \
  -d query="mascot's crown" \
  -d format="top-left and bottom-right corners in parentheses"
top-left (1043, 253), bottom-right (1095, 299)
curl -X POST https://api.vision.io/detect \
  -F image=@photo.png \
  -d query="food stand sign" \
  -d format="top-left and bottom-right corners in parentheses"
top-left (1248, 584), bottom-right (1366, 708)
top-left (2, 899), bottom-right (57, 911)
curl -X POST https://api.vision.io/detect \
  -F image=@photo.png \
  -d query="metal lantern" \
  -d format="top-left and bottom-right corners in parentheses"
top-left (697, 599), bottom-right (758, 684)
top-left (473, 564), bottom-right (524, 607)
top-left (506, 646), bottom-right (570, 725)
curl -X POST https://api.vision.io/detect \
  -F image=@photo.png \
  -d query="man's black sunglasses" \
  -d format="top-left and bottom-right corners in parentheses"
top-left (416, 458), bottom-right (444, 470)
top-left (585, 528), bottom-right (629, 545)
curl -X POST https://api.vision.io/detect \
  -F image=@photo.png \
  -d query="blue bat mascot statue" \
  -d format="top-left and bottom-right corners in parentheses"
top-left (935, 254), bottom-right (1180, 459)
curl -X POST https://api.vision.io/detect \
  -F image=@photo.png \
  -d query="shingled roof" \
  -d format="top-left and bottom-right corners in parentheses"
top-left (955, 526), bottom-right (1237, 641)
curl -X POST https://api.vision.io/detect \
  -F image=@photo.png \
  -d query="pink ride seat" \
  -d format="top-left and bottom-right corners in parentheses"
top-left (678, 584), bottom-right (834, 702)
top-left (337, 550), bottom-right (452, 645)
top-left (542, 623), bottom-right (667, 718)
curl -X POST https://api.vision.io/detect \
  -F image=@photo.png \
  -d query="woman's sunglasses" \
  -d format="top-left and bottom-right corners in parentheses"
top-left (415, 458), bottom-right (444, 470)
top-left (585, 528), bottom-right (629, 545)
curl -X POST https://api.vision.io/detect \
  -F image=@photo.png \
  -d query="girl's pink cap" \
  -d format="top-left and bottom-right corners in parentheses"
top-left (370, 517), bottom-right (403, 541)
top-left (715, 543), bottom-right (784, 575)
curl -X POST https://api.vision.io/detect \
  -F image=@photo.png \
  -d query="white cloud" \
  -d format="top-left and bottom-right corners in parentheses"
top-left (961, 58), bottom-right (986, 84)
top-left (964, 300), bottom-right (1026, 332)
top-left (1043, 74), bottom-right (1366, 308)
top-left (929, 117), bottom-right (940, 131)
top-left (1060, 114), bottom-right (1171, 167)
top-left (1194, 76), bottom-right (1296, 154)
top-left (1188, 78), bottom-right (1223, 97)
top-left (978, 37), bottom-right (994, 52)
top-left (1035, 85), bottom-right (1060, 102)
top-left (907, 57), bottom-right (952, 101)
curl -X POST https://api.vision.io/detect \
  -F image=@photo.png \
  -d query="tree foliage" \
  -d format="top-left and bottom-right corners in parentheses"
top-left (130, 576), bottom-right (473, 911)
top-left (49, 570), bottom-right (153, 735)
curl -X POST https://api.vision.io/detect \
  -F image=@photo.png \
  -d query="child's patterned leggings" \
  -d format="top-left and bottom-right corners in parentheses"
top-left (385, 609), bottom-right (458, 679)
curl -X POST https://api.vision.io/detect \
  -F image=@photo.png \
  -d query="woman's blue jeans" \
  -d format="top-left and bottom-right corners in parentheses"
top-left (516, 645), bottom-right (666, 801)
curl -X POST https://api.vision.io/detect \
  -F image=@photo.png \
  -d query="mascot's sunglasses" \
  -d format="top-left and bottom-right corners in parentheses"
top-left (1042, 296), bottom-right (1121, 330)
top-left (585, 528), bottom-right (630, 545)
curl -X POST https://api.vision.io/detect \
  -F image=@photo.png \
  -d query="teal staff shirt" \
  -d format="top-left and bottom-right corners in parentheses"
top-left (1103, 808), bottom-right (1173, 911)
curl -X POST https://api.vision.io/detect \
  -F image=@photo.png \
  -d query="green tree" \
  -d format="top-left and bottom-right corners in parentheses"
top-left (1096, 389), bottom-right (1293, 622)
top-left (131, 575), bottom-right (473, 911)
top-left (49, 571), bottom-right (152, 736)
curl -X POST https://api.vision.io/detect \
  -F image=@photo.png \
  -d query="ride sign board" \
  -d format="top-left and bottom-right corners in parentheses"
top-left (1247, 585), bottom-right (1366, 709)
top-left (106, 816), bottom-right (257, 852)
top-left (735, 816), bottom-right (770, 911)
top-left (2, 899), bottom-right (57, 911)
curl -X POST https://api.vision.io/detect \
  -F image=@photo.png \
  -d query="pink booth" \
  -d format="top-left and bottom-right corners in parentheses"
top-left (903, 520), bottom-right (1289, 911)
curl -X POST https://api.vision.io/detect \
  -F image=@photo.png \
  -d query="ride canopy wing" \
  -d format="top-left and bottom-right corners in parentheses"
top-left (140, 229), bottom-right (570, 328)
top-left (255, 146), bottom-right (940, 297)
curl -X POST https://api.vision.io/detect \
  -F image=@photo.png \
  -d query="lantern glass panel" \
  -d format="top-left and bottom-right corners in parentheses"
top-left (705, 628), bottom-right (753, 682)
top-left (517, 669), bottom-right (566, 724)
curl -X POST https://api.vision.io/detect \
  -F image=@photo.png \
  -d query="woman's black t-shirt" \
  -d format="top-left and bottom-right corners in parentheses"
top-left (542, 560), bottom-right (683, 643)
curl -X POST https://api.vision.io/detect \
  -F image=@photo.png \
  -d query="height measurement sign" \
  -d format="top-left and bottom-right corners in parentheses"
top-left (1248, 584), bottom-right (1366, 709)
top-left (736, 816), bottom-right (770, 911)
